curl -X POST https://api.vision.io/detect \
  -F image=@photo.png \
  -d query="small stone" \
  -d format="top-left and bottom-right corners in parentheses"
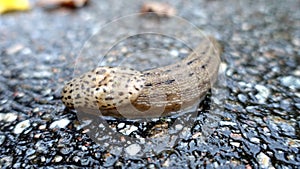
top-left (162, 158), bottom-right (170, 167)
top-left (292, 37), bottom-right (300, 47)
top-left (125, 144), bottom-right (141, 156)
top-left (280, 76), bottom-right (300, 89)
top-left (34, 133), bottom-right (41, 139)
top-left (33, 107), bottom-right (40, 113)
top-left (73, 156), bottom-right (80, 162)
top-left (280, 99), bottom-right (291, 110)
top-left (25, 148), bottom-right (35, 156)
top-left (40, 156), bottom-right (46, 162)
top-left (279, 123), bottom-right (295, 137)
top-left (295, 103), bottom-right (300, 110)
top-left (12, 163), bottom-right (21, 168)
top-left (6, 44), bottom-right (24, 55)
top-left (237, 94), bottom-right (248, 103)
top-left (39, 124), bottom-right (47, 130)
top-left (175, 124), bottom-right (183, 130)
top-left (250, 137), bottom-right (260, 143)
top-left (119, 125), bottom-right (138, 135)
top-left (54, 155), bottom-right (63, 163)
top-left (14, 120), bottom-right (31, 134)
top-left (94, 152), bottom-right (101, 159)
top-left (147, 163), bottom-right (156, 169)
top-left (255, 84), bottom-right (270, 104)
top-left (218, 62), bottom-right (228, 75)
top-left (42, 88), bottom-right (52, 96)
top-left (241, 23), bottom-right (254, 31)
top-left (31, 71), bottom-right (53, 79)
top-left (49, 118), bottom-right (70, 129)
top-left (21, 48), bottom-right (32, 55)
top-left (60, 146), bottom-right (74, 155)
top-left (0, 135), bottom-right (5, 145)
top-left (170, 50), bottom-right (179, 57)
top-left (117, 123), bottom-right (125, 129)
top-left (230, 142), bottom-right (240, 147)
top-left (15, 92), bottom-right (25, 98)
top-left (0, 112), bottom-right (18, 122)
top-left (293, 69), bottom-right (300, 76)
top-left (80, 145), bottom-right (88, 151)
top-left (219, 121), bottom-right (237, 126)
top-left (257, 152), bottom-right (272, 169)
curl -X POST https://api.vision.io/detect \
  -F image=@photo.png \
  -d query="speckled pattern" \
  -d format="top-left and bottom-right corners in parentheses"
top-left (62, 67), bottom-right (145, 109)
top-left (62, 38), bottom-right (221, 118)
top-left (0, 0), bottom-right (300, 168)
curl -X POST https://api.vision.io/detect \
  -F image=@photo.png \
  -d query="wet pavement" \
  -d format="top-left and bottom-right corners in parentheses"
top-left (0, 0), bottom-right (300, 168)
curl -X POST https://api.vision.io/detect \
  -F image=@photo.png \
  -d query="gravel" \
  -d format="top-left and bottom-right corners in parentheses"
top-left (0, 0), bottom-right (300, 168)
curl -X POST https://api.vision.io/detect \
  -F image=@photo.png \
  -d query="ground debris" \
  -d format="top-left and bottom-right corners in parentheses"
top-left (140, 1), bottom-right (176, 17)
top-left (37, 0), bottom-right (88, 9)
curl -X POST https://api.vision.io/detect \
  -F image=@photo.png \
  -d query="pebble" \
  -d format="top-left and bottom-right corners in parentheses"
top-left (39, 124), bottom-right (47, 130)
top-left (14, 120), bottom-right (31, 134)
top-left (237, 94), bottom-right (248, 103)
top-left (60, 146), bottom-right (74, 155)
top-left (295, 103), bottom-right (300, 110)
top-left (175, 124), bottom-right (183, 130)
top-left (6, 44), bottom-right (24, 55)
top-left (125, 144), bottom-right (141, 156)
top-left (0, 156), bottom-right (13, 168)
top-left (280, 99), bottom-right (291, 111)
top-left (257, 152), bottom-right (272, 169)
top-left (0, 135), bottom-right (5, 145)
top-left (117, 123), bottom-right (125, 129)
top-left (119, 125), bottom-right (138, 135)
top-left (32, 107), bottom-right (40, 113)
top-left (293, 69), bottom-right (300, 76)
top-left (34, 133), bottom-right (41, 139)
top-left (255, 84), bottom-right (270, 104)
top-left (25, 148), bottom-right (35, 157)
top-left (146, 163), bottom-right (156, 169)
top-left (40, 156), bottom-right (46, 162)
top-left (230, 142), bottom-right (240, 147)
top-left (170, 49), bottom-right (179, 57)
top-left (279, 76), bottom-right (300, 89)
top-left (54, 155), bottom-right (63, 163)
top-left (250, 137), bottom-right (260, 144)
top-left (31, 71), bottom-right (53, 79)
top-left (73, 156), bottom-right (80, 163)
top-left (49, 118), bottom-right (70, 129)
top-left (0, 112), bottom-right (18, 122)
top-left (279, 123), bottom-right (295, 137)
top-left (292, 37), bottom-right (300, 47)
top-left (241, 23), bottom-right (254, 31)
top-left (219, 121), bottom-right (237, 126)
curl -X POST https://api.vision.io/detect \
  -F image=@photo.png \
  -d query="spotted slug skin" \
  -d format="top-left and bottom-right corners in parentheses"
top-left (62, 37), bottom-right (221, 118)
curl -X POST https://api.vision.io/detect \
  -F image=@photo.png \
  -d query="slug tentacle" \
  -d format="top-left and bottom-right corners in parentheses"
top-left (61, 37), bottom-right (221, 118)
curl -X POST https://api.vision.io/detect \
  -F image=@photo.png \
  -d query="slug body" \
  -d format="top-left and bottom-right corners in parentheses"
top-left (62, 37), bottom-right (221, 118)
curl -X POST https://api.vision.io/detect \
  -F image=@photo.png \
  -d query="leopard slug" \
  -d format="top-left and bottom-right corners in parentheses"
top-left (61, 37), bottom-right (222, 118)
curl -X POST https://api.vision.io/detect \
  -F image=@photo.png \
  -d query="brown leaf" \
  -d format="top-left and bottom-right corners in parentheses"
top-left (140, 1), bottom-right (176, 17)
top-left (37, 0), bottom-right (88, 9)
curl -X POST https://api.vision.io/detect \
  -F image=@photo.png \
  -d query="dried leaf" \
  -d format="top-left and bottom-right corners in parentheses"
top-left (0, 0), bottom-right (30, 14)
top-left (140, 1), bottom-right (176, 17)
top-left (37, 0), bottom-right (88, 9)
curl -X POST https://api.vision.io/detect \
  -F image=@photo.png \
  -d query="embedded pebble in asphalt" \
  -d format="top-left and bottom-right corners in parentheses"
top-left (0, 0), bottom-right (300, 168)
top-left (13, 120), bottom-right (31, 134)
top-left (49, 118), bottom-right (70, 129)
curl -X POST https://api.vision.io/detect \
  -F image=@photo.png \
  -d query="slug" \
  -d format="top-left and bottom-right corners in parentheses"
top-left (61, 37), bottom-right (222, 118)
